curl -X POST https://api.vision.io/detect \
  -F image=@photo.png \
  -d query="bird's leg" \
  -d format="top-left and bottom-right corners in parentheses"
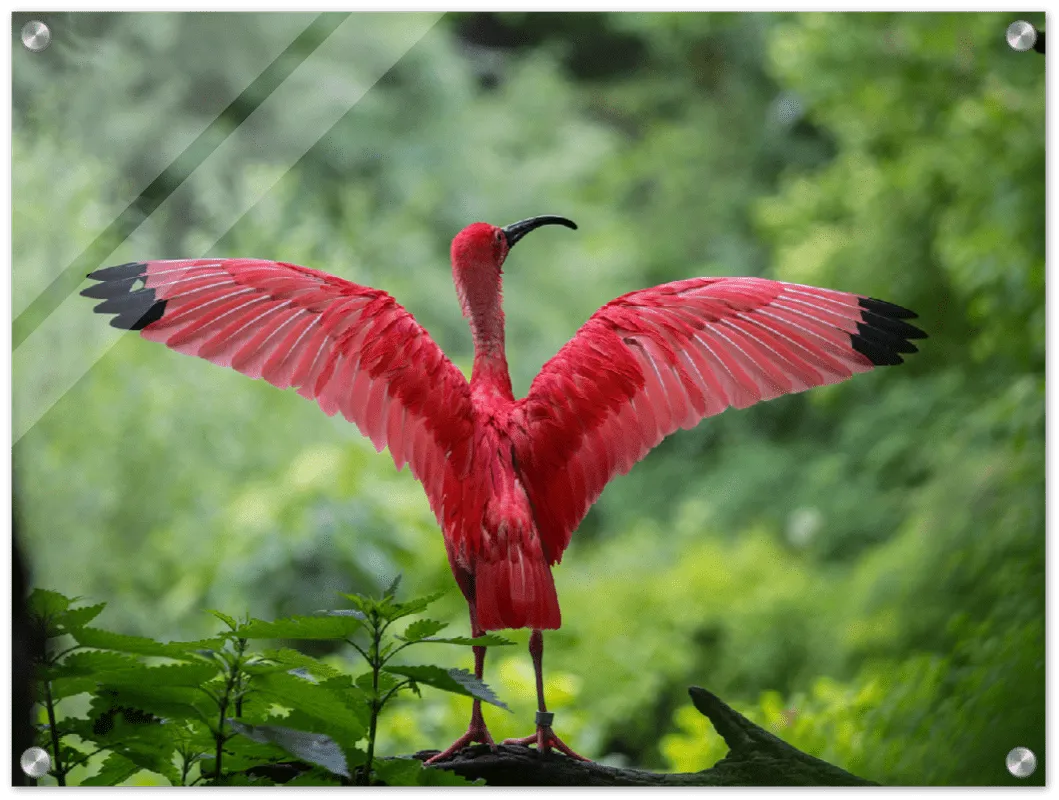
top-left (424, 614), bottom-right (496, 764)
top-left (502, 629), bottom-right (589, 761)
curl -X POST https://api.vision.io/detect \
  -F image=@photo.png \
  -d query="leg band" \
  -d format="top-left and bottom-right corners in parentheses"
top-left (535, 710), bottom-right (554, 727)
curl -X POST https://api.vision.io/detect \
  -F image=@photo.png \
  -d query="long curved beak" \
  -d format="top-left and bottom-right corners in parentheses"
top-left (502, 215), bottom-right (578, 248)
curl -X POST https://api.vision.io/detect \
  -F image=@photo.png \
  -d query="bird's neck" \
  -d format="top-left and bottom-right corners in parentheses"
top-left (466, 287), bottom-right (514, 401)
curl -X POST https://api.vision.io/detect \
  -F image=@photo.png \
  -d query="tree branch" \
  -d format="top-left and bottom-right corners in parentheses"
top-left (234, 686), bottom-right (877, 786)
top-left (411, 686), bottom-right (877, 787)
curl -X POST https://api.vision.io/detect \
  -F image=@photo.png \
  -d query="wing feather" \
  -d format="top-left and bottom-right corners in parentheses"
top-left (514, 276), bottom-right (926, 564)
top-left (83, 258), bottom-right (474, 533)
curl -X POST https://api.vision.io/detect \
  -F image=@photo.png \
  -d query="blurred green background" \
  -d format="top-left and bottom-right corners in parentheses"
top-left (12, 11), bottom-right (1043, 786)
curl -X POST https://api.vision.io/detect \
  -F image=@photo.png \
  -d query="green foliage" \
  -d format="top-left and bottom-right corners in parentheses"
top-left (402, 619), bottom-right (448, 641)
top-left (663, 617), bottom-right (1044, 786)
top-left (374, 755), bottom-right (483, 786)
top-left (80, 753), bottom-right (143, 787)
top-left (26, 587), bottom-right (504, 785)
top-left (67, 626), bottom-right (222, 659)
top-left (14, 11), bottom-right (1042, 787)
top-left (384, 666), bottom-right (509, 710)
top-left (227, 722), bottom-right (351, 778)
top-left (239, 615), bottom-right (365, 640)
top-left (400, 617), bottom-right (514, 647)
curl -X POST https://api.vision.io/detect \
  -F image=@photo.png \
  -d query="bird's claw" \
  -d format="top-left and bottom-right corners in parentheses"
top-left (503, 725), bottom-right (589, 761)
top-left (424, 725), bottom-right (497, 764)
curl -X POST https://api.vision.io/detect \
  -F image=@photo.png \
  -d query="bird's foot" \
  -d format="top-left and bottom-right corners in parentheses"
top-left (423, 723), bottom-right (497, 765)
top-left (502, 712), bottom-right (589, 761)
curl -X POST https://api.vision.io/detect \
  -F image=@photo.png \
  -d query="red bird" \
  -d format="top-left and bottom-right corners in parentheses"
top-left (82, 215), bottom-right (924, 762)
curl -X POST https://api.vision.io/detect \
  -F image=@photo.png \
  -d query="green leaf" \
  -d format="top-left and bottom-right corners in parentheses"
top-left (49, 675), bottom-right (97, 701)
top-left (337, 593), bottom-right (372, 614)
top-left (191, 648), bottom-right (223, 665)
top-left (354, 669), bottom-right (398, 699)
top-left (57, 741), bottom-right (91, 770)
top-left (210, 772), bottom-right (272, 787)
top-left (401, 619), bottom-right (448, 641)
top-left (50, 651), bottom-right (161, 701)
top-left (177, 637), bottom-right (230, 653)
top-left (254, 648), bottom-right (345, 681)
top-left (240, 615), bottom-right (364, 640)
top-left (80, 752), bottom-right (142, 787)
top-left (100, 661), bottom-right (222, 690)
top-left (239, 660), bottom-right (293, 677)
top-left (418, 634), bottom-right (515, 647)
top-left (341, 590), bottom-right (448, 624)
top-left (206, 729), bottom-right (291, 772)
top-left (284, 767), bottom-right (345, 786)
top-left (383, 666), bottom-right (508, 709)
top-left (56, 715), bottom-right (101, 742)
top-left (419, 765), bottom-right (486, 786)
top-left (273, 708), bottom-right (370, 755)
top-left (253, 672), bottom-right (367, 738)
top-left (68, 627), bottom-right (201, 659)
top-left (124, 754), bottom-right (181, 787)
top-left (376, 591), bottom-right (447, 623)
top-left (56, 602), bottom-right (107, 631)
top-left (192, 694), bottom-right (221, 726)
top-left (229, 720), bottom-right (350, 778)
top-left (172, 716), bottom-right (220, 759)
top-left (27, 588), bottom-right (72, 619)
top-left (206, 609), bottom-right (238, 630)
top-left (383, 574), bottom-right (402, 599)
top-left (90, 684), bottom-right (209, 725)
top-left (318, 675), bottom-right (372, 729)
top-left (105, 723), bottom-right (182, 785)
top-left (372, 756), bottom-right (423, 786)
top-left (54, 649), bottom-right (142, 678)
top-left (316, 609), bottom-right (368, 621)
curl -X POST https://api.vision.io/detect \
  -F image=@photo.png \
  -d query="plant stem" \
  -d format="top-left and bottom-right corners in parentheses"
top-left (42, 678), bottom-right (65, 786)
top-left (214, 696), bottom-right (227, 782)
top-left (378, 679), bottom-right (410, 710)
top-left (363, 700), bottom-right (379, 786)
top-left (360, 611), bottom-right (383, 786)
top-left (345, 638), bottom-right (370, 662)
top-left (380, 640), bottom-right (412, 667)
top-left (213, 637), bottom-right (247, 783)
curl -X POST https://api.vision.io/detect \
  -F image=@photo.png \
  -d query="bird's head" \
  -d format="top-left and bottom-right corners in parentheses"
top-left (450, 216), bottom-right (577, 304)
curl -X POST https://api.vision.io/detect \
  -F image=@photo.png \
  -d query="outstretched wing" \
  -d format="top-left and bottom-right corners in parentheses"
top-left (82, 258), bottom-right (475, 528)
top-left (512, 276), bottom-right (926, 564)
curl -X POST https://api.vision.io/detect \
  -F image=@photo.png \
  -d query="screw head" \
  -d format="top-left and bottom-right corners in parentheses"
top-left (1006, 746), bottom-right (1037, 778)
top-left (20, 746), bottom-right (51, 779)
top-left (20, 20), bottom-right (51, 53)
top-left (1006, 21), bottom-right (1038, 52)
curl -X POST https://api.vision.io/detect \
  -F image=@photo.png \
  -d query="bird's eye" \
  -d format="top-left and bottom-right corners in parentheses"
top-left (495, 230), bottom-right (504, 244)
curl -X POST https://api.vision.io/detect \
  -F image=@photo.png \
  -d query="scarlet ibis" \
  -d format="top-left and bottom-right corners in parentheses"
top-left (82, 215), bottom-right (924, 762)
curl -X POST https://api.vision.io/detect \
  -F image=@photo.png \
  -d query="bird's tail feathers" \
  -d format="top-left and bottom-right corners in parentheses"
top-left (475, 547), bottom-right (560, 631)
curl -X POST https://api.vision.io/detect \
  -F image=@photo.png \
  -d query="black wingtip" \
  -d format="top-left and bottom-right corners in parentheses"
top-left (87, 262), bottom-right (149, 281)
top-left (853, 297), bottom-right (926, 367)
top-left (109, 301), bottom-right (167, 330)
top-left (859, 296), bottom-right (918, 320)
top-left (83, 262), bottom-right (166, 330)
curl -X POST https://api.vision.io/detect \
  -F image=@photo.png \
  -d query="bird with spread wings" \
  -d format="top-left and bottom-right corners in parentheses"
top-left (82, 214), bottom-right (925, 762)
